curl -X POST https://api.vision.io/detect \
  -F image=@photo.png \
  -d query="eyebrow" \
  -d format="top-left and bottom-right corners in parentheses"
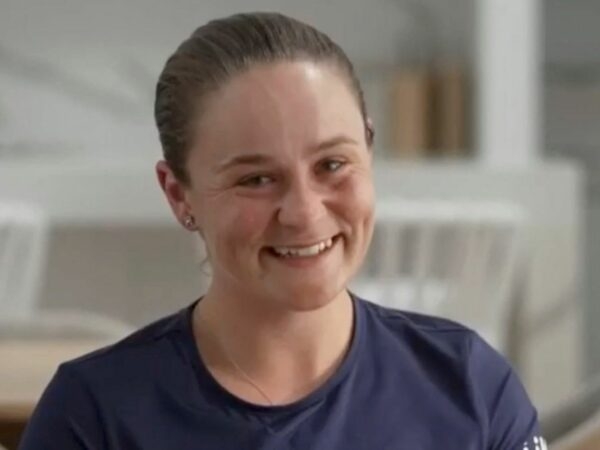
top-left (315, 135), bottom-right (359, 151)
top-left (215, 135), bottom-right (359, 173)
top-left (215, 153), bottom-right (273, 173)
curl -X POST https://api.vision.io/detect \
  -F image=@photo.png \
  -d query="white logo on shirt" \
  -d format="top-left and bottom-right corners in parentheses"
top-left (522, 436), bottom-right (548, 450)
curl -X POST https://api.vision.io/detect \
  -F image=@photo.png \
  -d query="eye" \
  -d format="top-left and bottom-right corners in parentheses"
top-left (238, 174), bottom-right (274, 188)
top-left (319, 159), bottom-right (346, 173)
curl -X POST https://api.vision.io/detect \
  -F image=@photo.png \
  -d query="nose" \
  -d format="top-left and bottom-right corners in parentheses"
top-left (277, 175), bottom-right (327, 228)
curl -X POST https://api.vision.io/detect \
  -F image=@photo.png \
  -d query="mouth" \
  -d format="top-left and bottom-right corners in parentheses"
top-left (267, 234), bottom-right (342, 259)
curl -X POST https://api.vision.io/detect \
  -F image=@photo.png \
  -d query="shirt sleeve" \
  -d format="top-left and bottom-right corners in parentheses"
top-left (19, 363), bottom-right (106, 450)
top-left (468, 334), bottom-right (548, 450)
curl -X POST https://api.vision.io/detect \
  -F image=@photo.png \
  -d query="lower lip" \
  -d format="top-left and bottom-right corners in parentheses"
top-left (266, 235), bottom-right (341, 268)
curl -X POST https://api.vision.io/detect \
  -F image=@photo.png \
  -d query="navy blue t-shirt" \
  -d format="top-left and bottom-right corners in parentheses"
top-left (20, 296), bottom-right (546, 449)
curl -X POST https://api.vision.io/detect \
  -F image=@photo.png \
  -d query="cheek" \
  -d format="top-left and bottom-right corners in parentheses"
top-left (220, 199), bottom-right (273, 242)
top-left (341, 177), bottom-right (375, 266)
top-left (337, 173), bottom-right (375, 226)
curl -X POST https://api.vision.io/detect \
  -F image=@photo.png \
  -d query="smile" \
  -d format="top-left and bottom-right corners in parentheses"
top-left (270, 236), bottom-right (337, 258)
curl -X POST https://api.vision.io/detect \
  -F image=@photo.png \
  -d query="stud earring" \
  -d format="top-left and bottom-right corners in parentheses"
top-left (183, 215), bottom-right (196, 230)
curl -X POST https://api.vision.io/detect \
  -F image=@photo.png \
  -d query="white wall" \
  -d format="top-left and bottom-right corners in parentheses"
top-left (544, 0), bottom-right (600, 151)
top-left (0, 0), bottom-right (474, 159)
top-left (544, 0), bottom-right (600, 377)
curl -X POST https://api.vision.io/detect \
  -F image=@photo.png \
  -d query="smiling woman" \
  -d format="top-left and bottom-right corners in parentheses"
top-left (19, 12), bottom-right (545, 450)
top-left (170, 59), bottom-right (375, 314)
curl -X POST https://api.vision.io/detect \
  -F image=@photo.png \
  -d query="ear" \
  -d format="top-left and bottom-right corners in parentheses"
top-left (155, 160), bottom-right (192, 227)
top-left (365, 117), bottom-right (375, 148)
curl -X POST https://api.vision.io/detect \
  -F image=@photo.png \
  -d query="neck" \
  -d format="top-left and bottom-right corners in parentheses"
top-left (192, 287), bottom-right (354, 405)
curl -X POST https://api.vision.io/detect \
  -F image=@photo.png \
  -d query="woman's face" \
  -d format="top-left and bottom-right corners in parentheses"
top-left (163, 61), bottom-right (374, 311)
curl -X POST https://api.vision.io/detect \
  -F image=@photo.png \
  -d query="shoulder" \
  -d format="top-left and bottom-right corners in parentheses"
top-left (358, 296), bottom-right (481, 361)
top-left (20, 305), bottom-right (196, 448)
top-left (357, 296), bottom-right (543, 449)
top-left (358, 296), bottom-right (520, 393)
top-left (58, 304), bottom-right (193, 396)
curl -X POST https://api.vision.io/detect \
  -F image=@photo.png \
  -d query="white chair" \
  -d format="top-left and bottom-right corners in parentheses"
top-left (0, 201), bottom-right (134, 340)
top-left (350, 198), bottom-right (528, 357)
top-left (0, 202), bottom-right (48, 318)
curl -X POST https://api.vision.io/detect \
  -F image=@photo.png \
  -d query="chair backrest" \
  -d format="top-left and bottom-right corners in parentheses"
top-left (351, 198), bottom-right (528, 353)
top-left (0, 202), bottom-right (49, 317)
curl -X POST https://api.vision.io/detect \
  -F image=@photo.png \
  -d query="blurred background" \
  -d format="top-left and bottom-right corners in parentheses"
top-left (1, 0), bottom-right (599, 448)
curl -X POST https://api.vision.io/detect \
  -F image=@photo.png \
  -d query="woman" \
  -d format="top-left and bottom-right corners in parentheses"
top-left (20, 12), bottom-right (546, 450)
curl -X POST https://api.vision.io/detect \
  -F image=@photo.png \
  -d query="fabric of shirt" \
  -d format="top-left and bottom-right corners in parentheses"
top-left (19, 295), bottom-right (546, 450)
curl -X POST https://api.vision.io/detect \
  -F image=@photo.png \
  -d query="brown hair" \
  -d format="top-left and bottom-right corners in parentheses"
top-left (154, 12), bottom-right (373, 185)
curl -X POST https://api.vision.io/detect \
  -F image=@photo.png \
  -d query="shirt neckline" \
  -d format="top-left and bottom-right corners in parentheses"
top-left (176, 291), bottom-right (365, 416)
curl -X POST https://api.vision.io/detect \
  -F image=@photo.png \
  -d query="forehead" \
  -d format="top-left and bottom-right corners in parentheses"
top-left (188, 61), bottom-right (364, 167)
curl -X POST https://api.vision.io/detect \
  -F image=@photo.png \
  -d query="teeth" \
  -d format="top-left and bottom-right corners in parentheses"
top-left (272, 237), bottom-right (334, 258)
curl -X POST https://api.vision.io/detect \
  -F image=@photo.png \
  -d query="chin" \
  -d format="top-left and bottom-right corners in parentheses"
top-left (272, 283), bottom-right (347, 312)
